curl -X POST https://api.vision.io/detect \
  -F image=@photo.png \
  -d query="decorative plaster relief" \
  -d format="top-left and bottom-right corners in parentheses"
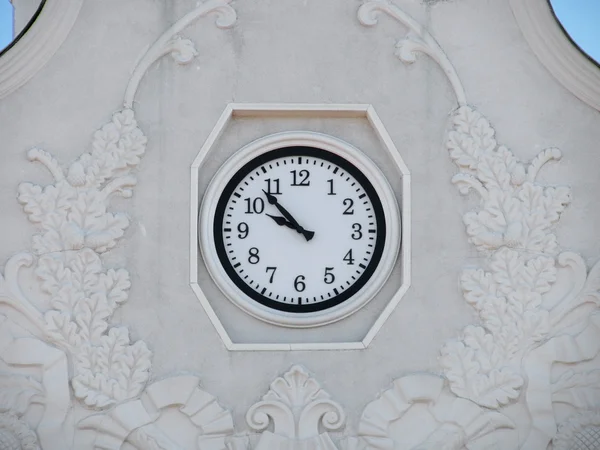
top-left (439, 105), bottom-right (570, 409)
top-left (79, 375), bottom-right (234, 449)
top-left (0, 0), bottom-right (598, 449)
top-left (523, 310), bottom-right (600, 449)
top-left (356, 1), bottom-right (599, 448)
top-left (16, 108), bottom-right (152, 410)
top-left (123, 0), bottom-right (237, 109)
top-left (0, 315), bottom-right (71, 449)
top-left (0, 412), bottom-right (39, 450)
top-left (357, 0), bottom-right (466, 105)
top-left (0, 0), bottom-right (237, 447)
top-left (247, 365), bottom-right (345, 450)
top-left (358, 374), bottom-right (516, 449)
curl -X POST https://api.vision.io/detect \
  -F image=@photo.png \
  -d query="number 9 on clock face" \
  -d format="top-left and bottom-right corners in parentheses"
top-left (199, 133), bottom-right (401, 328)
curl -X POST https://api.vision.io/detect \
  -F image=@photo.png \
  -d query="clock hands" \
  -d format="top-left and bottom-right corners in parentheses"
top-left (266, 214), bottom-right (297, 230)
top-left (262, 190), bottom-right (315, 241)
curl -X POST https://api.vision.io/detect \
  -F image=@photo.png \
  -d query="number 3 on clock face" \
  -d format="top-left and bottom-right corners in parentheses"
top-left (199, 132), bottom-right (401, 328)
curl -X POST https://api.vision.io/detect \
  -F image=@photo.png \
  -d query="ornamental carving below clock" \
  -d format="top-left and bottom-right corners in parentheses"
top-left (200, 132), bottom-right (400, 328)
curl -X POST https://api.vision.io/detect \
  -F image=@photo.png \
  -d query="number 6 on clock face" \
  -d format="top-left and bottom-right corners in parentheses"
top-left (199, 132), bottom-right (401, 328)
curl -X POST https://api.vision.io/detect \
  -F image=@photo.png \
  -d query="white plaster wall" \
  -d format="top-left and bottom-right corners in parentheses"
top-left (118, 0), bottom-right (466, 421)
top-left (0, 0), bottom-right (599, 448)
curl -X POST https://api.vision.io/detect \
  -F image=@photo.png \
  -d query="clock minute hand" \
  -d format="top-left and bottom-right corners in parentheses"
top-left (262, 190), bottom-right (315, 241)
top-left (262, 190), bottom-right (298, 225)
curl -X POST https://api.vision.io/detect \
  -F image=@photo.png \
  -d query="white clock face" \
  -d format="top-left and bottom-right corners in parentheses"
top-left (200, 134), bottom-right (400, 327)
top-left (213, 146), bottom-right (385, 313)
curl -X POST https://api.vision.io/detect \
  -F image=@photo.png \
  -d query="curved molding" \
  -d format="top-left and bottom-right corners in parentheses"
top-left (0, 252), bottom-right (46, 336)
top-left (509, 0), bottom-right (600, 111)
top-left (0, 0), bottom-right (84, 99)
top-left (123, 0), bottom-right (236, 108)
top-left (360, 3), bottom-right (599, 446)
top-left (358, 0), bottom-right (466, 105)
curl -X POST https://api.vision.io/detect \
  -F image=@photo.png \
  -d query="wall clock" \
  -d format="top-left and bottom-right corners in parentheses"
top-left (200, 132), bottom-right (400, 327)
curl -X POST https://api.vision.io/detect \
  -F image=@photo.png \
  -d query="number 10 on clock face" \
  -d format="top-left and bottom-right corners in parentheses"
top-left (212, 146), bottom-right (387, 314)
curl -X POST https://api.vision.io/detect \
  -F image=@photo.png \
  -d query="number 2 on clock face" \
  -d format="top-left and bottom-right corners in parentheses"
top-left (213, 146), bottom-right (386, 314)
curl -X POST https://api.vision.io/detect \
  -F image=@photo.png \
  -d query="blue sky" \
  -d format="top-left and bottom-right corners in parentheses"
top-left (550, 0), bottom-right (600, 63)
top-left (0, 0), bottom-right (12, 52)
top-left (0, 0), bottom-right (598, 61)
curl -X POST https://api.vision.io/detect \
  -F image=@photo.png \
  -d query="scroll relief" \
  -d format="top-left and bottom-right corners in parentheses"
top-left (0, 0), bottom-right (598, 449)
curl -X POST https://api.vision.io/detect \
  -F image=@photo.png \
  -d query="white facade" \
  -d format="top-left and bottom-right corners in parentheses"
top-left (0, 0), bottom-right (599, 449)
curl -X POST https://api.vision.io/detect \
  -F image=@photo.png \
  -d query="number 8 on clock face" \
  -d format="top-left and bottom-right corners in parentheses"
top-left (200, 133), bottom-right (401, 328)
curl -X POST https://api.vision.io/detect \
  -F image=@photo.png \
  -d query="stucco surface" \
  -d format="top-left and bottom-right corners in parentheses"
top-left (0, 0), bottom-right (599, 448)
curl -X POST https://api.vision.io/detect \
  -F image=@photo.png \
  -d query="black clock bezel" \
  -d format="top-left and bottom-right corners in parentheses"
top-left (212, 146), bottom-right (386, 313)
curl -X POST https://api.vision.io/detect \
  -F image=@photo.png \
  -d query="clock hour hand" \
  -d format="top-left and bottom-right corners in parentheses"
top-left (268, 214), bottom-right (314, 241)
top-left (262, 190), bottom-right (303, 229)
top-left (262, 191), bottom-right (315, 241)
top-left (266, 214), bottom-right (296, 230)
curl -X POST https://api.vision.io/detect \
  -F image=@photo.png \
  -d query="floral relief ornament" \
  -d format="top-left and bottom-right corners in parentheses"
top-left (445, 107), bottom-right (569, 254)
top-left (357, 1), bottom-right (600, 448)
top-left (437, 104), bottom-right (600, 448)
top-left (0, 0), bottom-right (599, 449)
top-left (1, 0), bottom-right (237, 420)
top-left (246, 365), bottom-right (346, 450)
top-left (439, 105), bottom-right (572, 409)
top-left (0, 412), bottom-right (39, 450)
top-left (15, 108), bottom-right (152, 410)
